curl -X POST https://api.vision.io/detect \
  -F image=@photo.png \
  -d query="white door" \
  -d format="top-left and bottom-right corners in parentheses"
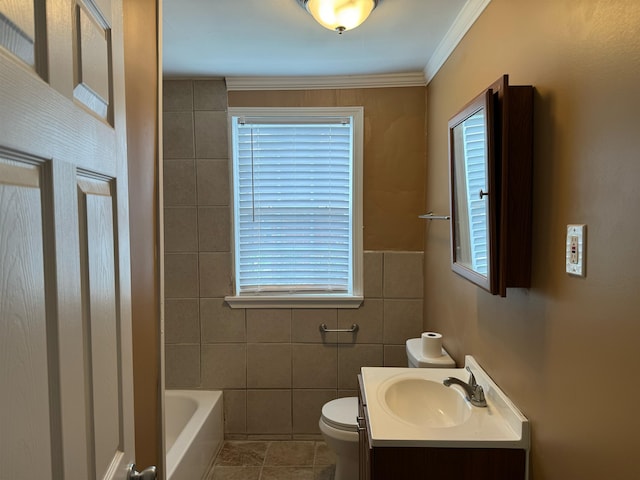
top-left (0, 0), bottom-right (139, 479)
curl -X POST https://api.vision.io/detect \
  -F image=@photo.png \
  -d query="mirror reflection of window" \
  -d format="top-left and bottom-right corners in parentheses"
top-left (453, 108), bottom-right (488, 275)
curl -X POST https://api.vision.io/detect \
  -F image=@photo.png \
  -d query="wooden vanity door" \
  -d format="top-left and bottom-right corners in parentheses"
top-left (0, 0), bottom-right (135, 479)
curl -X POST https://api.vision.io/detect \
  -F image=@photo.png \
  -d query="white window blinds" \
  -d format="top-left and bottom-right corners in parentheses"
top-left (232, 116), bottom-right (354, 295)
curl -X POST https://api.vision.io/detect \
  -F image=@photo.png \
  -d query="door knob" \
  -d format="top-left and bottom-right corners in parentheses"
top-left (127, 464), bottom-right (157, 480)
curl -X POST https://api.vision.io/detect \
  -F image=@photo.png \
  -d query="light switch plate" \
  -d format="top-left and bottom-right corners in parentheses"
top-left (566, 224), bottom-right (586, 277)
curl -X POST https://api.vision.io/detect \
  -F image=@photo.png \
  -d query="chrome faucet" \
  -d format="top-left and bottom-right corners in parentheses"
top-left (443, 366), bottom-right (487, 407)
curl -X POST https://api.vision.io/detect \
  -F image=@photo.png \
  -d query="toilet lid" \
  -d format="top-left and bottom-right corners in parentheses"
top-left (321, 397), bottom-right (358, 432)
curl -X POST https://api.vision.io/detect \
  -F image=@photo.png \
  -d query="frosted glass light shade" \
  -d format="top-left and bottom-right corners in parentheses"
top-left (305, 0), bottom-right (376, 33)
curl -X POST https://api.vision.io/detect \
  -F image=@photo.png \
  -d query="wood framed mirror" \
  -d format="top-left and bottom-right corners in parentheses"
top-left (449, 88), bottom-right (497, 293)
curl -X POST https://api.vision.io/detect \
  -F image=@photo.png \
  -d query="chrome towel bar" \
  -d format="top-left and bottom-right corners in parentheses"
top-left (419, 212), bottom-right (451, 220)
top-left (319, 323), bottom-right (359, 333)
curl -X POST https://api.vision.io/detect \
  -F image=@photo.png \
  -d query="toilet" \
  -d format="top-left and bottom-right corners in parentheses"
top-left (319, 396), bottom-right (360, 480)
top-left (319, 338), bottom-right (455, 480)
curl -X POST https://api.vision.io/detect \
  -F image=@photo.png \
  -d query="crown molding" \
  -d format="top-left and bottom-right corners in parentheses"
top-left (225, 72), bottom-right (426, 91)
top-left (225, 0), bottom-right (490, 91)
top-left (424, 0), bottom-right (491, 84)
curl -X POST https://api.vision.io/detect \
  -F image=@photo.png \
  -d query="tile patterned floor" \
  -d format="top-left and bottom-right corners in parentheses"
top-left (204, 441), bottom-right (336, 480)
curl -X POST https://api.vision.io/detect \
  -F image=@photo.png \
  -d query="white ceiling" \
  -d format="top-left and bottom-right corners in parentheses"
top-left (162, 0), bottom-right (486, 81)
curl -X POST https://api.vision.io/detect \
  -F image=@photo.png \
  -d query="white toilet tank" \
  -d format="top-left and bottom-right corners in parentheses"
top-left (405, 338), bottom-right (456, 368)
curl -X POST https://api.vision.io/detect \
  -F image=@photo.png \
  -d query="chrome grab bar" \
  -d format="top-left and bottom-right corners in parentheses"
top-left (319, 323), bottom-right (359, 333)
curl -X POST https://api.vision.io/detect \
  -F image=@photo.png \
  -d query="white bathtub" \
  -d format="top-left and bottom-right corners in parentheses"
top-left (165, 390), bottom-right (223, 480)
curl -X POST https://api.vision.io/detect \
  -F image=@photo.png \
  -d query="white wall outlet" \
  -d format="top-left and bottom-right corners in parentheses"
top-left (566, 224), bottom-right (586, 277)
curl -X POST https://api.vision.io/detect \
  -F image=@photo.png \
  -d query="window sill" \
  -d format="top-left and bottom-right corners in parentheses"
top-left (224, 294), bottom-right (364, 309)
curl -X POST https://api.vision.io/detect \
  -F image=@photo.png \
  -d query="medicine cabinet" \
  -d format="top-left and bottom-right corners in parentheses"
top-left (448, 75), bottom-right (533, 296)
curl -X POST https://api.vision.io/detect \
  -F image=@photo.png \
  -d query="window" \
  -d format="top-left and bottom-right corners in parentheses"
top-left (225, 107), bottom-right (363, 308)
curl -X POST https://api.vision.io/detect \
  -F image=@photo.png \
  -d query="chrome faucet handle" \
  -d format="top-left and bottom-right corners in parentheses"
top-left (465, 366), bottom-right (487, 406)
top-left (466, 366), bottom-right (477, 387)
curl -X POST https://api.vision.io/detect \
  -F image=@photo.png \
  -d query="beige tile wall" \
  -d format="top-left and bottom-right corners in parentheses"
top-left (163, 79), bottom-right (425, 439)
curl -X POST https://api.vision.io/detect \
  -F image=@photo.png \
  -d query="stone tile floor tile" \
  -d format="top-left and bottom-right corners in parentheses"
top-left (214, 441), bottom-right (269, 467)
top-left (264, 441), bottom-right (316, 466)
top-left (205, 441), bottom-right (336, 480)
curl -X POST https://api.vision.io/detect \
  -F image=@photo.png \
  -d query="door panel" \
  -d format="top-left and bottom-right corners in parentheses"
top-left (73, 2), bottom-right (112, 120)
top-left (0, 0), bottom-right (36, 66)
top-left (0, 158), bottom-right (54, 480)
top-left (79, 177), bottom-right (123, 479)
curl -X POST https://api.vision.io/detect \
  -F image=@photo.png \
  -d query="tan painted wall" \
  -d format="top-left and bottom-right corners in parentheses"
top-left (425, 0), bottom-right (640, 478)
top-left (228, 87), bottom-right (427, 251)
top-left (123, 0), bottom-right (161, 473)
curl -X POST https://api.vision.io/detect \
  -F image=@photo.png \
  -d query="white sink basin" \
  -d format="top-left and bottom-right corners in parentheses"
top-left (361, 356), bottom-right (530, 449)
top-left (381, 378), bottom-right (471, 427)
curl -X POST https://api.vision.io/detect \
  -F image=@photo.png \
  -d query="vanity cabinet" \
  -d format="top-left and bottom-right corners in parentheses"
top-left (357, 375), bottom-right (527, 480)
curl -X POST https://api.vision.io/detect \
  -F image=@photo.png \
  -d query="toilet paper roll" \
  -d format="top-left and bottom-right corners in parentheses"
top-left (421, 332), bottom-right (443, 358)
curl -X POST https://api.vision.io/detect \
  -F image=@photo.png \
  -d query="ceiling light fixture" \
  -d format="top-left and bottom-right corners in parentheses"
top-left (297, 0), bottom-right (378, 34)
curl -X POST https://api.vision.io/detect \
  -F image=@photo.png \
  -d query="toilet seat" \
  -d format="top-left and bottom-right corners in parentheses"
top-left (321, 397), bottom-right (358, 433)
